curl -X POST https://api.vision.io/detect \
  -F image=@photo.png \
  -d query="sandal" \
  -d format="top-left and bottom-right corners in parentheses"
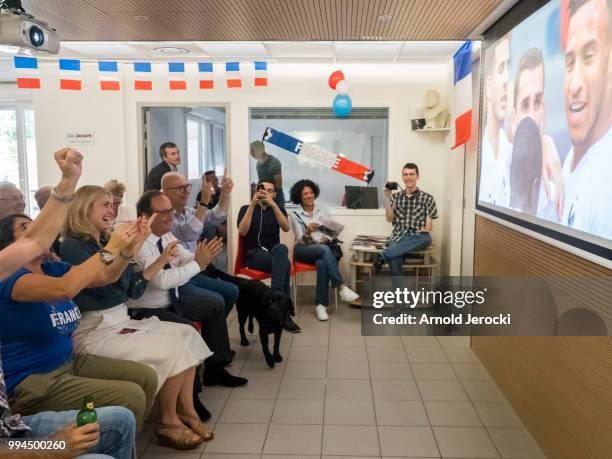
top-left (178, 414), bottom-right (215, 441)
top-left (155, 423), bottom-right (204, 450)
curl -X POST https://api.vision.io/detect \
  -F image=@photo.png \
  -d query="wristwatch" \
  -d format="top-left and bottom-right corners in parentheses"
top-left (199, 201), bottom-right (209, 207)
top-left (99, 249), bottom-right (114, 265)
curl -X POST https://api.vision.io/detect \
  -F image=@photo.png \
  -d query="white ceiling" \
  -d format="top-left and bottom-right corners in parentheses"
top-left (0, 40), bottom-right (480, 82)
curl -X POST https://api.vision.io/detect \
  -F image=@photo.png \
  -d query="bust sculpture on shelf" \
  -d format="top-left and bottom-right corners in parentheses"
top-left (423, 89), bottom-right (449, 129)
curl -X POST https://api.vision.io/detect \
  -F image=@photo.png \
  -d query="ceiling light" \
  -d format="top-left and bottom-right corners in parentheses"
top-left (377, 15), bottom-right (392, 22)
top-left (154, 47), bottom-right (190, 55)
top-left (133, 15), bottom-right (149, 21)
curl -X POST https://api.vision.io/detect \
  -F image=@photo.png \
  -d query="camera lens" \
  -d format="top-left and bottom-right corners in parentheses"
top-left (29, 26), bottom-right (44, 47)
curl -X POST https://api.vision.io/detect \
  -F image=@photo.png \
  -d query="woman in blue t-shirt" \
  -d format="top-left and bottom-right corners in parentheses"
top-left (0, 213), bottom-right (160, 434)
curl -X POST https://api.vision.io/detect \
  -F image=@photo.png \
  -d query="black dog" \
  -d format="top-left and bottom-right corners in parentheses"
top-left (198, 265), bottom-right (294, 368)
top-left (235, 278), bottom-right (293, 368)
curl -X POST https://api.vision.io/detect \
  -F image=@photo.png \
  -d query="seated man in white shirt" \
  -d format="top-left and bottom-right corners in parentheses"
top-left (130, 190), bottom-right (247, 391)
top-left (162, 171), bottom-right (238, 317)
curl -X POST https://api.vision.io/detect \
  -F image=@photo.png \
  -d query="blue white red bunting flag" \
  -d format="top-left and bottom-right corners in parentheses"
top-left (59, 59), bottom-right (81, 90)
top-left (13, 56), bottom-right (40, 89)
top-left (452, 41), bottom-right (472, 149)
top-left (198, 62), bottom-right (214, 89)
top-left (168, 62), bottom-right (186, 90)
top-left (254, 61), bottom-right (268, 87)
top-left (133, 61), bottom-right (152, 90)
top-left (225, 61), bottom-right (241, 88)
top-left (98, 61), bottom-right (120, 91)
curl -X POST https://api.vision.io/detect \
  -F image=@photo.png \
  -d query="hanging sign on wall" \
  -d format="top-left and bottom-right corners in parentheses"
top-left (65, 131), bottom-right (95, 146)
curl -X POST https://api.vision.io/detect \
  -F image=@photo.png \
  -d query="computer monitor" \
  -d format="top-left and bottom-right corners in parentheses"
top-left (345, 186), bottom-right (379, 209)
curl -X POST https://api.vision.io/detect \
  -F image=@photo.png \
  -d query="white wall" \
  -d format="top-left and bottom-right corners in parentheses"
top-left (1, 60), bottom-right (471, 278)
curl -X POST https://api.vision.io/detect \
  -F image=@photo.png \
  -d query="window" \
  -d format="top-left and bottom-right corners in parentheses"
top-left (186, 112), bottom-right (226, 178)
top-left (249, 107), bottom-right (388, 208)
top-left (186, 116), bottom-right (200, 180)
top-left (0, 103), bottom-right (38, 215)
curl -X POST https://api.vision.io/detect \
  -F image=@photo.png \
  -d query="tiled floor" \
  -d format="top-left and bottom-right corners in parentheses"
top-left (137, 299), bottom-right (547, 458)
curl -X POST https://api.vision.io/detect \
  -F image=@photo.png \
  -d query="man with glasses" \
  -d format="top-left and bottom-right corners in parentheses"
top-left (162, 171), bottom-right (231, 253)
top-left (145, 141), bottom-right (181, 191)
top-left (0, 182), bottom-right (26, 219)
top-left (162, 171), bottom-right (238, 319)
top-left (131, 190), bottom-right (247, 392)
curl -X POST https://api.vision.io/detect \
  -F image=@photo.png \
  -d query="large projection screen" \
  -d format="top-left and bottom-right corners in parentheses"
top-left (478, 0), bottom-right (612, 261)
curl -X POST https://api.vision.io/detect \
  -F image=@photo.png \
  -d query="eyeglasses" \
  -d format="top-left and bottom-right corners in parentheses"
top-left (151, 207), bottom-right (175, 217)
top-left (166, 184), bottom-right (192, 193)
top-left (0, 196), bottom-right (24, 202)
top-left (111, 200), bottom-right (123, 210)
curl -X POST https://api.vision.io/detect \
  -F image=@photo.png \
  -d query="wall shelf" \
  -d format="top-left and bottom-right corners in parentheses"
top-left (412, 128), bottom-right (450, 132)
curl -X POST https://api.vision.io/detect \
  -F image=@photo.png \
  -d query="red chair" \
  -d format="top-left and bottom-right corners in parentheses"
top-left (234, 236), bottom-right (298, 303)
top-left (292, 260), bottom-right (338, 312)
top-left (234, 236), bottom-right (272, 281)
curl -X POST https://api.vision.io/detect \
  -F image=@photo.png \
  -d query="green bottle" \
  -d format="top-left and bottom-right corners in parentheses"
top-left (75, 396), bottom-right (97, 427)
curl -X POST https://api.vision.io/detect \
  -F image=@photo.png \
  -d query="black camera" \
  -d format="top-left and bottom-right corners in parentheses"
top-left (256, 183), bottom-right (265, 192)
top-left (385, 182), bottom-right (399, 191)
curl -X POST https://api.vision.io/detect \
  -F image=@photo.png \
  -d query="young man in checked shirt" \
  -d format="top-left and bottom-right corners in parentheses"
top-left (374, 163), bottom-right (438, 277)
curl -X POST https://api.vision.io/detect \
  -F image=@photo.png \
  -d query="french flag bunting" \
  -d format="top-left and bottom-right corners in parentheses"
top-left (452, 41), bottom-right (472, 149)
top-left (133, 62), bottom-right (152, 90)
top-left (254, 61), bottom-right (268, 87)
top-left (225, 62), bottom-right (242, 88)
top-left (198, 62), bottom-right (214, 89)
top-left (168, 62), bottom-right (186, 90)
top-left (98, 61), bottom-right (120, 91)
top-left (59, 59), bottom-right (82, 90)
top-left (13, 56), bottom-right (40, 89)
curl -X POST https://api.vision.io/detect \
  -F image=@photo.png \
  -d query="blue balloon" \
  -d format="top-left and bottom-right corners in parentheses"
top-left (333, 94), bottom-right (352, 117)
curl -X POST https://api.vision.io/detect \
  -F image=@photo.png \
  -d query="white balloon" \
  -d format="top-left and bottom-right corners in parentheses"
top-left (336, 80), bottom-right (349, 96)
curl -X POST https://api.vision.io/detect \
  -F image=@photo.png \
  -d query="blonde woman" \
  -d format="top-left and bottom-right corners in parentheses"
top-left (60, 186), bottom-right (216, 450)
top-left (103, 179), bottom-right (136, 225)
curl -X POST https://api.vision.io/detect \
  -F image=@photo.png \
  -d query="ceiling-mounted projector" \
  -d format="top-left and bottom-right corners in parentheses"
top-left (0, 10), bottom-right (59, 54)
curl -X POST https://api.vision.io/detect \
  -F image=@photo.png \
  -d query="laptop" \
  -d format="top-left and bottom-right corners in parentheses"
top-left (345, 186), bottom-right (379, 209)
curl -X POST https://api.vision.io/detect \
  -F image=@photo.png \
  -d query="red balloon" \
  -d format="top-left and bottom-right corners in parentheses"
top-left (328, 70), bottom-right (345, 90)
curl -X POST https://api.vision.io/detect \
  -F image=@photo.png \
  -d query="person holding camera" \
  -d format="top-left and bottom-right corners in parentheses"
top-left (237, 181), bottom-right (300, 332)
top-left (289, 180), bottom-right (359, 321)
top-left (374, 163), bottom-right (438, 276)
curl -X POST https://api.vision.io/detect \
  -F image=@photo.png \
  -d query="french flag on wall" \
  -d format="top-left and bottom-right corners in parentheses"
top-left (198, 62), bottom-right (214, 89)
top-left (98, 61), bottom-right (120, 91)
top-left (13, 56), bottom-right (40, 89)
top-left (452, 41), bottom-right (472, 149)
top-left (133, 62), bottom-right (152, 90)
top-left (59, 59), bottom-right (82, 90)
top-left (168, 62), bottom-right (186, 90)
top-left (226, 62), bottom-right (242, 88)
top-left (254, 61), bottom-right (268, 87)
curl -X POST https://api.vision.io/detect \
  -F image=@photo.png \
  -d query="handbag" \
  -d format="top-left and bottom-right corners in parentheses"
top-left (293, 211), bottom-right (343, 261)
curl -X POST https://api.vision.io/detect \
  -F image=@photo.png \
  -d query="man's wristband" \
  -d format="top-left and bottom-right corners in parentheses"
top-left (199, 201), bottom-right (209, 207)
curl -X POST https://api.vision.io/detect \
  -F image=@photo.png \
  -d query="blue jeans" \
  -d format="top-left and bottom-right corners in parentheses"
top-left (23, 406), bottom-right (135, 459)
top-left (246, 244), bottom-right (291, 296)
top-left (381, 233), bottom-right (432, 276)
top-left (295, 244), bottom-right (343, 306)
top-left (185, 273), bottom-right (239, 316)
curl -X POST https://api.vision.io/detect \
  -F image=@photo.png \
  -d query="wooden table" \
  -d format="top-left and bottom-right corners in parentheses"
top-left (348, 243), bottom-right (439, 292)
